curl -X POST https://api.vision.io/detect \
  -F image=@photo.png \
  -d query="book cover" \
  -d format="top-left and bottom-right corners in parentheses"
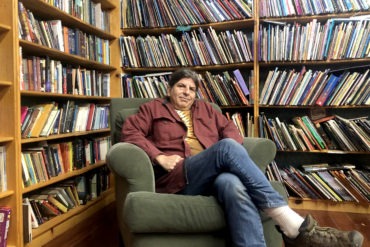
top-left (315, 72), bottom-right (340, 106)
top-left (28, 103), bottom-right (55, 138)
top-left (0, 207), bottom-right (11, 247)
top-left (22, 203), bottom-right (32, 243)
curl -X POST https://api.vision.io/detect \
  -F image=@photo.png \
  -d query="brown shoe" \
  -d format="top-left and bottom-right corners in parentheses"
top-left (283, 214), bottom-right (364, 247)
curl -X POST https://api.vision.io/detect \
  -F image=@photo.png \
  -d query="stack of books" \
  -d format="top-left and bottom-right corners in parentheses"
top-left (123, 0), bottom-right (253, 28)
top-left (119, 27), bottom-right (254, 68)
top-left (21, 136), bottom-right (111, 188)
top-left (260, 0), bottom-right (370, 17)
top-left (260, 67), bottom-right (369, 106)
top-left (22, 168), bottom-right (110, 237)
top-left (121, 69), bottom-right (252, 106)
top-left (18, 2), bottom-right (110, 64)
top-left (267, 162), bottom-right (370, 203)
top-left (259, 18), bottom-right (370, 62)
top-left (260, 114), bottom-right (370, 152)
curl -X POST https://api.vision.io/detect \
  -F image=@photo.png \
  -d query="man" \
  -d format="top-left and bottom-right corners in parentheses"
top-left (121, 68), bottom-right (364, 247)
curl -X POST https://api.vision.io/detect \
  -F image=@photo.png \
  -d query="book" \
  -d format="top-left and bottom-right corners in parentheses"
top-left (22, 203), bottom-right (32, 243)
top-left (39, 106), bottom-right (59, 137)
top-left (315, 74), bottom-right (340, 106)
top-left (21, 107), bottom-right (41, 138)
top-left (301, 116), bottom-right (328, 150)
top-left (0, 207), bottom-right (11, 247)
top-left (22, 198), bottom-right (38, 229)
top-left (292, 116), bottom-right (319, 150)
top-left (46, 194), bottom-right (68, 213)
top-left (28, 103), bottom-right (55, 138)
top-left (233, 69), bottom-right (250, 96)
top-left (75, 176), bottom-right (90, 205)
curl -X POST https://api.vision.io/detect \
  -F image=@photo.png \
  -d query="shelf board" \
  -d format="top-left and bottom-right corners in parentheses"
top-left (122, 62), bottom-right (254, 73)
top-left (22, 161), bottom-right (107, 194)
top-left (277, 150), bottom-right (370, 155)
top-left (19, 40), bottom-right (116, 71)
top-left (0, 137), bottom-right (14, 143)
top-left (20, 0), bottom-right (116, 40)
top-left (21, 91), bottom-right (112, 101)
top-left (259, 105), bottom-right (370, 109)
top-left (93, 0), bottom-right (116, 10)
top-left (0, 190), bottom-right (15, 199)
top-left (259, 58), bottom-right (370, 67)
top-left (261, 11), bottom-right (370, 24)
top-left (31, 189), bottom-right (114, 239)
top-left (0, 80), bottom-right (12, 86)
top-left (220, 105), bottom-right (253, 110)
top-left (289, 197), bottom-right (370, 213)
top-left (21, 129), bottom-right (110, 144)
top-left (122, 18), bottom-right (255, 36)
top-left (0, 23), bottom-right (11, 33)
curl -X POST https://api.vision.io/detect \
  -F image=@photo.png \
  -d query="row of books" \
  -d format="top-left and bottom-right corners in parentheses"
top-left (198, 69), bottom-right (251, 106)
top-left (119, 27), bottom-right (254, 68)
top-left (21, 136), bottom-right (111, 188)
top-left (122, 0), bottom-right (253, 28)
top-left (260, 0), bottom-right (370, 17)
top-left (267, 162), bottom-right (370, 203)
top-left (0, 146), bottom-right (6, 193)
top-left (120, 69), bottom-right (252, 106)
top-left (121, 72), bottom-right (170, 98)
top-left (18, 2), bottom-right (110, 64)
top-left (259, 18), bottom-right (370, 62)
top-left (225, 111), bottom-right (255, 137)
top-left (260, 67), bottom-right (370, 106)
top-left (21, 101), bottom-right (110, 139)
top-left (20, 55), bottom-right (111, 96)
top-left (41, 0), bottom-right (110, 32)
top-left (23, 168), bottom-right (110, 235)
top-left (260, 114), bottom-right (370, 152)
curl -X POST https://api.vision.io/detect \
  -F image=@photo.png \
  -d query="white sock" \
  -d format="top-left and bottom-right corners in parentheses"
top-left (264, 206), bottom-right (305, 239)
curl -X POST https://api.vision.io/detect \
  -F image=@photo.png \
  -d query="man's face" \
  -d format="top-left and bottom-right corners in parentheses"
top-left (167, 78), bottom-right (197, 110)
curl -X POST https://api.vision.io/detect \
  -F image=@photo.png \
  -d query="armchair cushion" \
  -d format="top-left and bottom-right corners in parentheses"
top-left (124, 192), bottom-right (225, 233)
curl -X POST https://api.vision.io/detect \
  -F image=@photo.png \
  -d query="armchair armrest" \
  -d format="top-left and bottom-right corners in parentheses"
top-left (242, 137), bottom-right (276, 172)
top-left (106, 142), bottom-right (155, 192)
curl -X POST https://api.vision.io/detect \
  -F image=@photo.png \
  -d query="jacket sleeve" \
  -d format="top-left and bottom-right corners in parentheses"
top-left (121, 103), bottom-right (164, 162)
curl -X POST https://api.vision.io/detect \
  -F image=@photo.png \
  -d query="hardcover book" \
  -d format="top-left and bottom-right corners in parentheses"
top-left (0, 207), bottom-right (11, 247)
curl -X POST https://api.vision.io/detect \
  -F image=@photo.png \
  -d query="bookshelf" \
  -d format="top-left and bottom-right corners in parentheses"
top-left (0, 0), bottom-right (121, 246)
top-left (118, 0), bottom-right (370, 214)
top-left (0, 0), bottom-right (20, 246)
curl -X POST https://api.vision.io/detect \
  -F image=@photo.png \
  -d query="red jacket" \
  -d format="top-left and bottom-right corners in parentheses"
top-left (121, 98), bottom-right (243, 193)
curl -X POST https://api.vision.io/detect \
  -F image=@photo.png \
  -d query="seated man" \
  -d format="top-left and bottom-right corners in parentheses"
top-left (121, 68), bottom-right (364, 247)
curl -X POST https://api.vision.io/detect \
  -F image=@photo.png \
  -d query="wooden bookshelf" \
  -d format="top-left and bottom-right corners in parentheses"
top-left (28, 189), bottom-right (115, 247)
top-left (0, 0), bottom-right (121, 245)
top-left (289, 197), bottom-right (370, 214)
top-left (0, 0), bottom-right (21, 246)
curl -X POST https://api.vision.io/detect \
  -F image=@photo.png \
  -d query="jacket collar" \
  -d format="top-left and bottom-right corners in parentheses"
top-left (160, 97), bottom-right (199, 121)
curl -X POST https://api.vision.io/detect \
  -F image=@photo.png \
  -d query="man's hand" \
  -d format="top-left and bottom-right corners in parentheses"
top-left (155, 154), bottom-right (184, 172)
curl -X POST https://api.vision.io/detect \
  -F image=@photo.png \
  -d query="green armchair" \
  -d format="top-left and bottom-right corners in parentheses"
top-left (106, 98), bottom-right (287, 247)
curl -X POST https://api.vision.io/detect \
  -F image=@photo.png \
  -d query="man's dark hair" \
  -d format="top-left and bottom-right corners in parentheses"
top-left (169, 68), bottom-right (200, 89)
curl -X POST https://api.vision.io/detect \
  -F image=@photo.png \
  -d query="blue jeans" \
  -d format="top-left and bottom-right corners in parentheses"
top-left (179, 138), bottom-right (287, 247)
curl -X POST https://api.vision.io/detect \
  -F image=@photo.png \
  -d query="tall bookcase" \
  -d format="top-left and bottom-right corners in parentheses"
top-left (0, 0), bottom-right (21, 246)
top-left (118, 0), bottom-right (370, 214)
top-left (0, 0), bottom-right (121, 246)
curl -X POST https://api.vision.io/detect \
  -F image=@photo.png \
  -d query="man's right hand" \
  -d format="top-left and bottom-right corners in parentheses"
top-left (155, 154), bottom-right (184, 172)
